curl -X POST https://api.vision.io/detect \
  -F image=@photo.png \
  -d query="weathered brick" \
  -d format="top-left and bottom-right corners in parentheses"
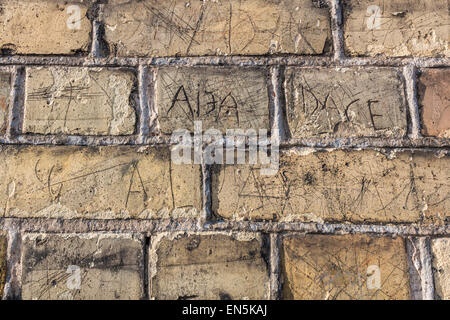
top-left (156, 66), bottom-right (270, 134)
top-left (211, 150), bottom-right (449, 224)
top-left (0, 0), bottom-right (92, 55)
top-left (418, 69), bottom-right (450, 138)
top-left (150, 233), bottom-right (269, 299)
top-left (23, 67), bottom-right (137, 136)
top-left (0, 72), bottom-right (11, 134)
top-left (431, 238), bottom-right (450, 300)
top-left (21, 233), bottom-right (144, 300)
top-left (0, 146), bottom-right (201, 219)
top-left (281, 234), bottom-right (411, 300)
top-left (0, 232), bottom-right (7, 299)
top-left (285, 68), bottom-right (407, 138)
top-left (343, 0), bottom-right (449, 57)
top-left (103, 0), bottom-right (331, 57)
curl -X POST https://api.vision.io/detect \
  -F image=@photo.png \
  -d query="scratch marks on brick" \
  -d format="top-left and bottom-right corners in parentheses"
top-left (23, 67), bottom-right (137, 136)
top-left (343, 0), bottom-right (449, 57)
top-left (212, 150), bottom-right (449, 224)
top-left (103, 0), bottom-right (331, 57)
top-left (285, 67), bottom-right (407, 138)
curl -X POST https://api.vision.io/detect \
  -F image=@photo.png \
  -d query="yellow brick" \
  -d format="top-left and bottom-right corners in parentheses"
top-left (0, 146), bottom-right (202, 219)
top-left (212, 150), bottom-right (449, 224)
top-left (151, 233), bottom-right (270, 299)
top-left (0, 0), bottom-right (92, 55)
top-left (281, 234), bottom-right (411, 300)
top-left (21, 233), bottom-right (144, 300)
top-left (104, 0), bottom-right (331, 56)
top-left (343, 0), bottom-right (449, 57)
top-left (157, 66), bottom-right (270, 134)
top-left (24, 67), bottom-right (137, 136)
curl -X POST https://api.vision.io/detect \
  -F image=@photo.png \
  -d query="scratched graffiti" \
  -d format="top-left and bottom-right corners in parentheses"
top-left (157, 67), bottom-right (270, 134)
top-left (284, 68), bottom-right (407, 138)
top-left (343, 0), bottom-right (449, 57)
top-left (21, 234), bottom-right (143, 300)
top-left (23, 67), bottom-right (137, 136)
top-left (103, 0), bottom-right (331, 56)
top-left (212, 150), bottom-right (449, 224)
top-left (282, 235), bottom-right (411, 300)
top-left (0, 146), bottom-right (202, 219)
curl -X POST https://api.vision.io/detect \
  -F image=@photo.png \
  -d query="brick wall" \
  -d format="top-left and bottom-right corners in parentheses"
top-left (0, 0), bottom-right (448, 300)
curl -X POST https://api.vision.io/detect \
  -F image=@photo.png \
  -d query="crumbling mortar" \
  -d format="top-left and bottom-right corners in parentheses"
top-left (0, 56), bottom-right (448, 68)
top-left (0, 218), bottom-right (448, 237)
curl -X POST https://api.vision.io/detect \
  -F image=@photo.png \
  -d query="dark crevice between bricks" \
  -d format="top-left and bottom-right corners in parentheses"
top-left (142, 236), bottom-right (150, 300)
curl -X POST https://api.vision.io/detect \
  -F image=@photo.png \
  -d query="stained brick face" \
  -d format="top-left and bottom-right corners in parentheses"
top-left (418, 68), bottom-right (450, 138)
top-left (151, 233), bottom-right (270, 300)
top-left (21, 233), bottom-right (144, 300)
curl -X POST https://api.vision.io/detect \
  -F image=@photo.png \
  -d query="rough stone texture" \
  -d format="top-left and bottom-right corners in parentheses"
top-left (431, 238), bottom-right (450, 300)
top-left (343, 0), bottom-right (449, 57)
top-left (212, 150), bottom-right (449, 224)
top-left (0, 146), bottom-right (202, 219)
top-left (0, 232), bottom-right (6, 299)
top-left (281, 234), bottom-right (411, 300)
top-left (418, 69), bottom-right (450, 138)
top-left (285, 67), bottom-right (407, 138)
top-left (0, 0), bottom-right (92, 55)
top-left (0, 72), bottom-right (10, 134)
top-left (151, 232), bottom-right (269, 299)
top-left (23, 67), bottom-right (137, 136)
top-left (21, 233), bottom-right (144, 300)
top-left (103, 0), bottom-right (331, 57)
top-left (157, 66), bottom-right (270, 134)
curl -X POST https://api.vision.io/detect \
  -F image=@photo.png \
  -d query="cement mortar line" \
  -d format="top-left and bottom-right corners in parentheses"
top-left (143, 237), bottom-right (150, 300)
top-left (0, 135), bottom-right (448, 150)
top-left (406, 238), bottom-right (424, 300)
top-left (420, 238), bottom-right (436, 300)
top-left (6, 66), bottom-right (25, 138)
top-left (406, 237), bottom-right (436, 300)
top-left (137, 65), bottom-right (150, 143)
top-left (89, 4), bottom-right (101, 58)
top-left (269, 233), bottom-right (281, 300)
top-left (404, 65), bottom-right (422, 139)
top-left (0, 218), bottom-right (448, 236)
top-left (2, 229), bottom-right (22, 300)
top-left (0, 55), bottom-right (448, 68)
top-left (270, 66), bottom-right (287, 141)
top-left (201, 163), bottom-right (213, 225)
top-left (330, 0), bottom-right (344, 62)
